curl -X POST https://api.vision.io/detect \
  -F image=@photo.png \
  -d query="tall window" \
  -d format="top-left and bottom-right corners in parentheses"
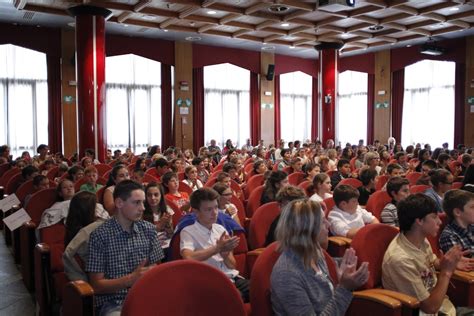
top-left (402, 60), bottom-right (455, 148)
top-left (337, 71), bottom-right (368, 145)
top-left (106, 54), bottom-right (161, 154)
top-left (204, 63), bottom-right (250, 148)
top-left (280, 71), bottom-right (312, 143)
top-left (0, 44), bottom-right (48, 159)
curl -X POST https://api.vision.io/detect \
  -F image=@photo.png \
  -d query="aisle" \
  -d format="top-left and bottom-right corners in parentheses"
top-left (0, 236), bottom-right (35, 315)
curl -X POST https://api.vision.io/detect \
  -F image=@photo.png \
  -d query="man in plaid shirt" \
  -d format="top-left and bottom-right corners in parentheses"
top-left (440, 189), bottom-right (474, 259)
top-left (86, 180), bottom-right (164, 315)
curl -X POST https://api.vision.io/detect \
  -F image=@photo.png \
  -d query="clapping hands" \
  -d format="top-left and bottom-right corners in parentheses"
top-left (337, 248), bottom-right (370, 291)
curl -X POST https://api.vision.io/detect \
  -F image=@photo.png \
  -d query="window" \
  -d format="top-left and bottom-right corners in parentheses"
top-left (337, 71), bottom-right (368, 145)
top-left (280, 71), bottom-right (312, 143)
top-left (105, 54), bottom-right (161, 154)
top-left (0, 44), bottom-right (48, 159)
top-left (402, 60), bottom-right (455, 148)
top-left (204, 63), bottom-right (250, 148)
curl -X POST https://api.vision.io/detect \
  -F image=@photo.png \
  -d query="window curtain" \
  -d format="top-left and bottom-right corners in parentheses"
top-left (367, 74), bottom-right (375, 145)
top-left (391, 69), bottom-right (404, 144)
top-left (47, 55), bottom-right (62, 154)
top-left (273, 75), bottom-right (281, 145)
top-left (311, 77), bottom-right (318, 142)
top-left (161, 64), bottom-right (173, 149)
top-left (454, 63), bottom-right (465, 147)
top-left (193, 67), bottom-right (204, 154)
top-left (250, 72), bottom-right (260, 146)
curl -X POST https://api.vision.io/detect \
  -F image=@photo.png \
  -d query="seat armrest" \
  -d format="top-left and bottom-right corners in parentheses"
top-left (328, 236), bottom-right (352, 246)
top-left (247, 248), bottom-right (265, 278)
top-left (63, 281), bottom-right (95, 316)
top-left (353, 290), bottom-right (402, 309)
top-left (452, 270), bottom-right (474, 283)
top-left (35, 243), bottom-right (50, 254)
top-left (363, 289), bottom-right (419, 308)
top-left (24, 221), bottom-right (37, 229)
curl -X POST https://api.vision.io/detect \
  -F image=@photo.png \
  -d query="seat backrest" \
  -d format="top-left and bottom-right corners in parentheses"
top-left (282, 166), bottom-right (293, 174)
top-left (338, 178), bottom-right (363, 189)
top-left (375, 175), bottom-right (390, 191)
top-left (409, 184), bottom-right (431, 194)
top-left (96, 186), bottom-right (106, 204)
top-left (288, 172), bottom-right (305, 186)
top-left (95, 164), bottom-right (112, 177)
top-left (122, 261), bottom-right (246, 316)
top-left (350, 224), bottom-right (399, 289)
top-left (46, 165), bottom-right (59, 180)
top-left (323, 197), bottom-right (335, 215)
top-left (245, 174), bottom-right (265, 199)
top-left (165, 197), bottom-right (185, 227)
top-left (248, 202), bottom-right (281, 249)
top-left (25, 188), bottom-right (58, 224)
top-left (405, 172), bottom-right (422, 186)
top-left (15, 179), bottom-right (34, 205)
top-left (5, 172), bottom-right (24, 195)
top-left (246, 185), bottom-right (265, 217)
top-left (244, 162), bottom-right (254, 174)
top-left (141, 173), bottom-right (159, 185)
top-left (0, 162), bottom-right (10, 178)
top-left (230, 194), bottom-right (246, 225)
top-left (0, 167), bottom-right (19, 187)
top-left (298, 180), bottom-right (311, 196)
top-left (249, 242), bottom-right (281, 316)
top-left (178, 181), bottom-right (193, 195)
top-left (452, 182), bottom-right (463, 189)
top-left (204, 176), bottom-right (217, 187)
top-left (39, 222), bottom-right (66, 273)
top-left (365, 190), bottom-right (392, 220)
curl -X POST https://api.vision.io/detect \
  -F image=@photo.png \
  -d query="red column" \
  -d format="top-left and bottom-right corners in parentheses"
top-left (318, 47), bottom-right (339, 144)
top-left (68, 6), bottom-right (111, 162)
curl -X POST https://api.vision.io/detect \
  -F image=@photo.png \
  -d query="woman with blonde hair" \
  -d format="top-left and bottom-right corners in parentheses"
top-left (271, 199), bottom-right (369, 316)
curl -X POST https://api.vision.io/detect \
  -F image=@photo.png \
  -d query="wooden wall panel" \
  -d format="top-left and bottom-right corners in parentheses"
top-left (465, 37), bottom-right (474, 147)
top-left (260, 52), bottom-right (275, 146)
top-left (61, 29), bottom-right (77, 158)
top-left (373, 50), bottom-right (391, 144)
top-left (174, 42), bottom-right (193, 150)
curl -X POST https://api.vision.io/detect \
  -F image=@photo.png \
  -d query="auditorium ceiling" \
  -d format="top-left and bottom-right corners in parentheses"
top-left (1, 0), bottom-right (474, 58)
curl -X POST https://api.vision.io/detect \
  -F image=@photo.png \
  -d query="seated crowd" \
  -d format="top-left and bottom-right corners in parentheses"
top-left (0, 137), bottom-right (474, 315)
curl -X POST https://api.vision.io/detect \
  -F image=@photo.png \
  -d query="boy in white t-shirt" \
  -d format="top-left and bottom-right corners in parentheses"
top-left (328, 184), bottom-right (379, 238)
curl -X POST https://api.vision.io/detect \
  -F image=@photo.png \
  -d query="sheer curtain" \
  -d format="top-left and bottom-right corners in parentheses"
top-left (401, 60), bottom-right (455, 148)
top-left (337, 70), bottom-right (368, 145)
top-left (204, 63), bottom-right (250, 148)
top-left (280, 71), bottom-right (312, 142)
top-left (0, 44), bottom-right (48, 159)
top-left (106, 54), bottom-right (161, 154)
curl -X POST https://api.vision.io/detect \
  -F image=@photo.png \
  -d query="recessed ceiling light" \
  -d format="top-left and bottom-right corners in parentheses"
top-left (207, 10), bottom-right (217, 15)
top-left (163, 29), bottom-right (169, 32)
top-left (123, 24), bottom-right (129, 27)
top-left (268, 5), bottom-right (289, 13)
top-left (406, 44), bottom-right (412, 47)
top-left (449, 7), bottom-right (460, 11)
top-left (67, 22), bottom-right (75, 28)
top-left (185, 36), bottom-right (201, 41)
top-left (341, 33), bottom-right (349, 38)
top-left (142, 15), bottom-right (155, 20)
top-left (289, 45), bottom-right (295, 49)
top-left (281, 22), bottom-right (290, 27)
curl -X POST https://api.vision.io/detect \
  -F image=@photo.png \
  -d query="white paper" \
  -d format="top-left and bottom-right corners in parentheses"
top-left (0, 194), bottom-right (21, 213)
top-left (180, 107), bottom-right (189, 115)
top-left (471, 105), bottom-right (474, 113)
top-left (3, 208), bottom-right (31, 231)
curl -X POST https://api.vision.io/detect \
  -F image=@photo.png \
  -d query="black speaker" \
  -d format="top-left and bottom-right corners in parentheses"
top-left (266, 64), bottom-right (275, 81)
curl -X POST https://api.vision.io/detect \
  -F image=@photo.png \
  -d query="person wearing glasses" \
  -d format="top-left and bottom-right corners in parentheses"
top-left (423, 168), bottom-right (454, 213)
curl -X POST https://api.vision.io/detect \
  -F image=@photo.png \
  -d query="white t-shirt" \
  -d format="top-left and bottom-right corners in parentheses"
top-left (328, 205), bottom-right (375, 237)
top-left (310, 192), bottom-right (333, 203)
top-left (180, 221), bottom-right (239, 279)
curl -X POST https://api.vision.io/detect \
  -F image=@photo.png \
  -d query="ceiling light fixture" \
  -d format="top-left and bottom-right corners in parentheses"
top-left (449, 7), bottom-right (460, 11)
top-left (368, 25), bottom-right (383, 31)
top-left (289, 45), bottom-right (295, 49)
top-left (268, 5), bottom-right (289, 13)
top-left (281, 23), bottom-right (290, 27)
top-left (207, 10), bottom-right (217, 15)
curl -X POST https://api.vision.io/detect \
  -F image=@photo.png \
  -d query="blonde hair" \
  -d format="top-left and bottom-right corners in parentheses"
top-left (364, 151), bottom-right (380, 165)
top-left (276, 199), bottom-right (323, 268)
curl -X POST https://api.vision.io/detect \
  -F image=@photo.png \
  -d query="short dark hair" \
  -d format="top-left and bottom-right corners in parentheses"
top-left (191, 157), bottom-right (202, 166)
top-left (422, 159), bottom-right (437, 169)
top-left (37, 144), bottom-right (48, 153)
top-left (398, 194), bottom-right (437, 233)
top-left (154, 158), bottom-right (169, 169)
top-left (394, 152), bottom-right (406, 160)
top-left (429, 168), bottom-right (452, 187)
top-left (190, 187), bottom-right (219, 210)
top-left (32, 174), bottom-right (47, 186)
top-left (437, 153), bottom-right (450, 164)
top-left (333, 184), bottom-right (359, 206)
top-left (276, 185), bottom-right (305, 205)
top-left (161, 171), bottom-right (177, 187)
top-left (443, 189), bottom-right (474, 222)
top-left (386, 177), bottom-right (409, 198)
top-left (113, 179), bottom-right (143, 201)
top-left (223, 162), bottom-right (236, 173)
top-left (21, 165), bottom-right (39, 180)
top-left (387, 163), bottom-right (403, 175)
top-left (216, 172), bottom-right (230, 183)
top-left (337, 159), bottom-right (350, 169)
top-left (358, 167), bottom-right (377, 186)
top-left (461, 154), bottom-right (472, 165)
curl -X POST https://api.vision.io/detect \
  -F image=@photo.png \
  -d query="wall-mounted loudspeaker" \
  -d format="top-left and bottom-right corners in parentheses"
top-left (266, 64), bottom-right (275, 81)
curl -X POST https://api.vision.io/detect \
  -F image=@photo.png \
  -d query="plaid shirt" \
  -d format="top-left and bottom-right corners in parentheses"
top-left (86, 217), bottom-right (164, 308)
top-left (439, 221), bottom-right (474, 256)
